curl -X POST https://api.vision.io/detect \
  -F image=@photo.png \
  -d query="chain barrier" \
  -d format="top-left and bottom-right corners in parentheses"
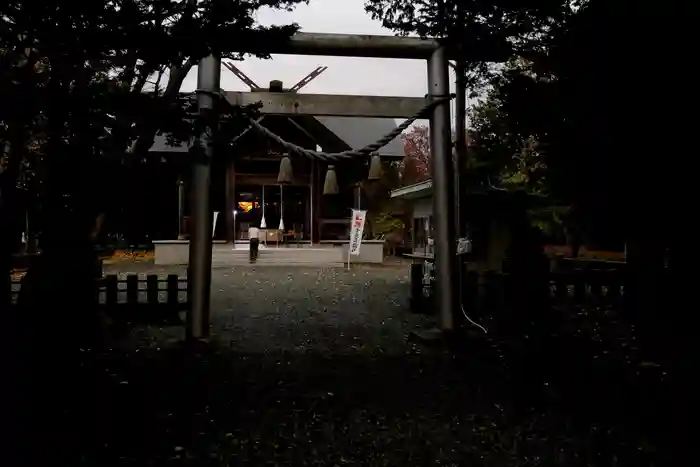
top-left (197, 90), bottom-right (455, 161)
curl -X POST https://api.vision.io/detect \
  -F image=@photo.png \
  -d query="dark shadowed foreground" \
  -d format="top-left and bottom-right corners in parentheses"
top-left (9, 265), bottom-right (668, 466)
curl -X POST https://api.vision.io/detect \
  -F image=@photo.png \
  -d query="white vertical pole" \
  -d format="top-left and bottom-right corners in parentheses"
top-left (278, 184), bottom-right (284, 246)
top-left (177, 178), bottom-right (185, 239)
top-left (260, 185), bottom-right (266, 228)
top-left (347, 208), bottom-right (352, 271)
top-left (280, 184), bottom-right (283, 227)
top-left (310, 159), bottom-right (314, 244)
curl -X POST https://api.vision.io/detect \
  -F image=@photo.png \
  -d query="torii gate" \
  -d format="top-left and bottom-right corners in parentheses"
top-left (188, 32), bottom-right (464, 340)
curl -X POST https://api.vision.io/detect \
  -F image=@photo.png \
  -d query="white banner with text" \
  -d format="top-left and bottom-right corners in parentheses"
top-left (348, 210), bottom-right (367, 256)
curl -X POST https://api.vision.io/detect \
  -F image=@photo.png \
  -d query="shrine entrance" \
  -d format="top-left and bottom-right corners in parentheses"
top-left (231, 184), bottom-right (310, 242)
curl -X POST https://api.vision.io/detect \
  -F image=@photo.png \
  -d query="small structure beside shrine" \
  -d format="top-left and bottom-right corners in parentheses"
top-left (389, 180), bottom-right (435, 258)
top-left (390, 179), bottom-right (536, 273)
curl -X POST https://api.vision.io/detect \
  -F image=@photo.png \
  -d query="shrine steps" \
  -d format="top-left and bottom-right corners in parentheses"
top-left (211, 245), bottom-right (345, 267)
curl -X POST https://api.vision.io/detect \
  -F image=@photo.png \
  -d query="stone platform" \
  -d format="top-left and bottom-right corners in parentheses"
top-left (153, 240), bottom-right (385, 267)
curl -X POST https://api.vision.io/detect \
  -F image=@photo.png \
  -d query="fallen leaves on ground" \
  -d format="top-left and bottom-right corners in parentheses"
top-left (108, 250), bottom-right (154, 261)
top-left (11, 270), bottom-right (26, 280)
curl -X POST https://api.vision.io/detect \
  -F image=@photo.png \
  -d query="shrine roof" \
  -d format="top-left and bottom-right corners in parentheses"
top-left (389, 180), bottom-right (433, 200)
top-left (391, 180), bottom-right (545, 203)
top-left (314, 116), bottom-right (403, 157)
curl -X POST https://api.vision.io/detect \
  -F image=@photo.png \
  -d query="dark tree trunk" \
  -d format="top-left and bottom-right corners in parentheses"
top-left (624, 234), bottom-right (668, 359)
top-left (622, 186), bottom-right (672, 365)
top-left (503, 214), bottom-right (555, 388)
top-left (16, 70), bottom-right (105, 347)
top-left (0, 184), bottom-right (19, 309)
top-left (0, 138), bottom-right (24, 309)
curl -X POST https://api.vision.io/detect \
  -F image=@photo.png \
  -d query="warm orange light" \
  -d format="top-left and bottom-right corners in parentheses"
top-left (237, 201), bottom-right (259, 212)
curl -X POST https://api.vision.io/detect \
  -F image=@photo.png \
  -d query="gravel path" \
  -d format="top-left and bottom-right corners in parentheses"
top-left (209, 267), bottom-right (416, 354)
top-left (103, 262), bottom-right (433, 353)
top-left (13, 263), bottom-right (657, 466)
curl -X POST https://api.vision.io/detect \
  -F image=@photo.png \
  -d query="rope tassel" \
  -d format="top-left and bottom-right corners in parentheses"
top-left (323, 165), bottom-right (339, 195)
top-left (277, 155), bottom-right (293, 184)
top-left (367, 154), bottom-right (383, 180)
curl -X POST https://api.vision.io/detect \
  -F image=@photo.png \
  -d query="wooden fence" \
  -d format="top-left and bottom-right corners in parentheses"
top-left (547, 270), bottom-right (625, 307)
top-left (10, 273), bottom-right (190, 322)
top-left (410, 263), bottom-right (626, 313)
top-left (474, 270), bottom-right (626, 311)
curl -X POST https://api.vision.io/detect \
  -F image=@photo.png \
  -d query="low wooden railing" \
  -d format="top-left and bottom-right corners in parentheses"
top-left (410, 264), bottom-right (627, 313)
top-left (10, 274), bottom-right (190, 322)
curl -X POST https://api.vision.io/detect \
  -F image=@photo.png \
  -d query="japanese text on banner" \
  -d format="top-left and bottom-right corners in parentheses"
top-left (348, 210), bottom-right (367, 256)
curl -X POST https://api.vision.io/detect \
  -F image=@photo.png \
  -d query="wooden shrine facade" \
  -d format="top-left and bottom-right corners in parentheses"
top-left (152, 63), bottom-right (407, 244)
top-left (151, 106), bottom-right (404, 243)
